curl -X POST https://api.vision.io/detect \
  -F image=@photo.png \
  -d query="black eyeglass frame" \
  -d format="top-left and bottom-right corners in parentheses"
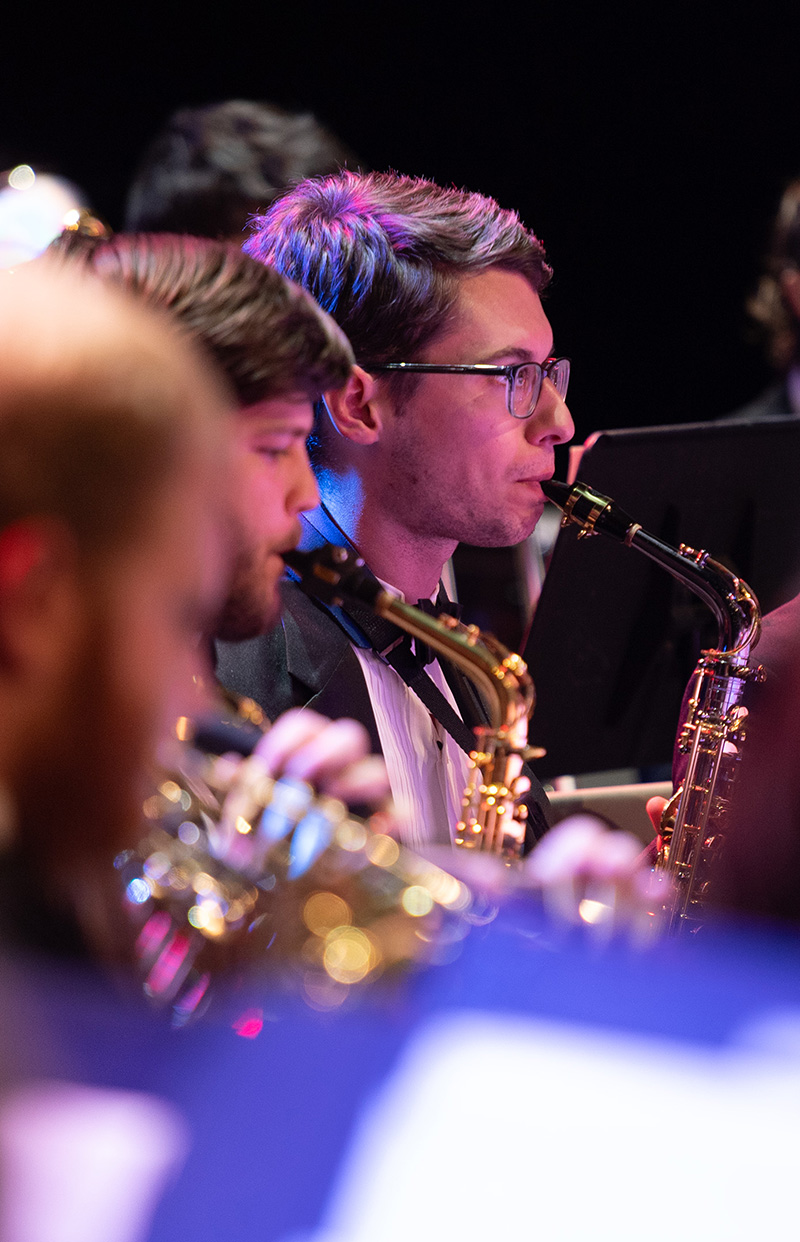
top-left (360, 357), bottom-right (570, 419)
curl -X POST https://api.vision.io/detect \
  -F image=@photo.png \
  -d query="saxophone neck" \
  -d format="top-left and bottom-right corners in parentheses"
top-left (542, 478), bottom-right (762, 657)
top-left (383, 597), bottom-right (534, 733)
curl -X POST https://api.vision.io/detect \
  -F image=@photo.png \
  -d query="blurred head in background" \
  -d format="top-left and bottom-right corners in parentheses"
top-left (746, 178), bottom-right (800, 414)
top-left (124, 99), bottom-right (363, 240)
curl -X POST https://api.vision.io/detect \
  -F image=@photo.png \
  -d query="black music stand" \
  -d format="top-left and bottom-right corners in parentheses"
top-left (525, 417), bottom-right (800, 779)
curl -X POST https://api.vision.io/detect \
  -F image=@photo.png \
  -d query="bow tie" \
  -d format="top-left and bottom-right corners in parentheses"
top-left (406, 596), bottom-right (461, 667)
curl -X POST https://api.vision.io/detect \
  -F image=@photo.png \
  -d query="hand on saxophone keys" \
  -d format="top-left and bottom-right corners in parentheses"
top-left (523, 815), bottom-right (664, 938)
top-left (645, 795), bottom-right (669, 856)
top-left (410, 812), bottom-right (664, 942)
top-left (248, 709), bottom-right (389, 805)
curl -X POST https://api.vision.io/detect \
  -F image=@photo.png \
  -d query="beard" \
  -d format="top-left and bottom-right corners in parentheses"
top-left (213, 541), bottom-right (282, 643)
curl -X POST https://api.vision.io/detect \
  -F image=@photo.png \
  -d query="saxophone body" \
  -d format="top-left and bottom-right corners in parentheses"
top-left (283, 543), bottom-right (540, 861)
top-left (542, 479), bottom-right (764, 934)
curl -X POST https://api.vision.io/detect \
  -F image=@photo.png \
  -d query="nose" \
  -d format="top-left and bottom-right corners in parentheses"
top-left (290, 448), bottom-right (320, 515)
top-left (525, 377), bottom-right (574, 447)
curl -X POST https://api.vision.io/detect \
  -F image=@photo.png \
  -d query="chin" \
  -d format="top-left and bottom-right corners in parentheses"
top-left (214, 589), bottom-right (281, 643)
top-left (464, 515), bottom-right (539, 549)
top-left (454, 495), bottom-right (545, 549)
top-left (506, 502), bottom-right (546, 545)
top-left (261, 596), bottom-right (283, 634)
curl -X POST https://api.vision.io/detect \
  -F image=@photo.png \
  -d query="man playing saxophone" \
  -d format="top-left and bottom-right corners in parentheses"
top-left (49, 229), bottom-right (390, 811)
top-left (217, 170), bottom-right (574, 852)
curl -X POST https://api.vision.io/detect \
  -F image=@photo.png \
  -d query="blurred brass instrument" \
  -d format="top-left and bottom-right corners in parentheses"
top-left (119, 691), bottom-right (472, 1022)
top-left (542, 478), bottom-right (763, 933)
top-left (284, 543), bottom-right (541, 861)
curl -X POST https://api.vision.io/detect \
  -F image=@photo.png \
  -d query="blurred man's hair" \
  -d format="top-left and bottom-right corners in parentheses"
top-left (124, 100), bottom-right (362, 239)
top-left (49, 231), bottom-right (354, 404)
top-left (747, 178), bottom-right (800, 371)
top-left (0, 262), bottom-right (227, 568)
top-left (244, 170), bottom-right (552, 371)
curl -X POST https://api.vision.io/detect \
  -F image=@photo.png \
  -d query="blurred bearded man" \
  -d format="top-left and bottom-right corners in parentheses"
top-left (48, 228), bottom-right (385, 814)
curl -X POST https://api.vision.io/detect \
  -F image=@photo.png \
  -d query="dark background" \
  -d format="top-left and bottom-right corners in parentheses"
top-left (4, 0), bottom-right (800, 446)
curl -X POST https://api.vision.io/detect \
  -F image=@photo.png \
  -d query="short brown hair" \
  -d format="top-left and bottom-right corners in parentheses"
top-left (245, 170), bottom-right (552, 365)
top-left (49, 231), bottom-right (354, 404)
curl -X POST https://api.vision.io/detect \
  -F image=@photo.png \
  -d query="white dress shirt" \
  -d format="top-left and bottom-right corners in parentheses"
top-left (351, 583), bottom-right (471, 851)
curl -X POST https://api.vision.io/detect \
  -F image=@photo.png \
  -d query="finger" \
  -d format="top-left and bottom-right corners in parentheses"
top-left (251, 708), bottom-right (334, 777)
top-left (525, 815), bottom-right (653, 930)
top-left (540, 872), bottom-right (583, 927)
top-left (525, 816), bottom-right (606, 924)
top-left (215, 750), bottom-right (275, 850)
top-left (321, 755), bottom-right (391, 805)
top-left (578, 829), bottom-right (643, 882)
top-left (280, 717), bottom-right (371, 784)
top-left (646, 795), bottom-right (669, 836)
top-left (524, 815), bottom-right (606, 886)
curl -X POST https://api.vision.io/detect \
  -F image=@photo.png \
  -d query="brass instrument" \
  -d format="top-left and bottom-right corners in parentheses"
top-left (284, 543), bottom-right (541, 861)
top-left (119, 697), bottom-right (472, 1021)
top-left (542, 478), bottom-right (763, 933)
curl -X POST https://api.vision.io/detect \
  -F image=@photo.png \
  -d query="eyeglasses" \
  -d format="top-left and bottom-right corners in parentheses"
top-left (361, 357), bottom-right (570, 419)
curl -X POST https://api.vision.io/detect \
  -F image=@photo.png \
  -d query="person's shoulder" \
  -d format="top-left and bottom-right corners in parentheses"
top-left (215, 578), bottom-right (353, 717)
top-left (215, 623), bottom-right (291, 719)
top-left (757, 592), bottom-right (800, 675)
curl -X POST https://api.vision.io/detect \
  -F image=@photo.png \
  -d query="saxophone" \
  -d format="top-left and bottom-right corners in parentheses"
top-left (542, 478), bottom-right (764, 933)
top-left (283, 543), bottom-right (541, 861)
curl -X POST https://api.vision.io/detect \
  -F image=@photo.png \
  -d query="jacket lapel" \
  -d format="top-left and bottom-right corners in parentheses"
top-left (279, 519), bottom-right (384, 755)
top-left (284, 510), bottom-right (549, 844)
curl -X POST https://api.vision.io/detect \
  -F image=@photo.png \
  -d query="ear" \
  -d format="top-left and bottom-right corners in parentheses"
top-left (321, 365), bottom-right (388, 446)
top-left (780, 267), bottom-right (800, 321)
top-left (0, 519), bottom-right (82, 676)
top-left (0, 523), bottom-right (53, 594)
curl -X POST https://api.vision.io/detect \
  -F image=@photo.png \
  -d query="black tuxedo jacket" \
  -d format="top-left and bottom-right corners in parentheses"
top-left (215, 510), bottom-right (550, 848)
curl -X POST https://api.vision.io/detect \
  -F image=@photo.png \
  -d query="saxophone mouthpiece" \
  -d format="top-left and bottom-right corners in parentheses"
top-left (540, 478), bottom-right (636, 543)
top-left (540, 478), bottom-right (571, 507)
